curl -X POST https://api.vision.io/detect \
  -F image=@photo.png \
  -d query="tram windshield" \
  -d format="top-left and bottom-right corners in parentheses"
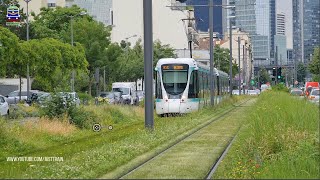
top-left (162, 71), bottom-right (188, 95)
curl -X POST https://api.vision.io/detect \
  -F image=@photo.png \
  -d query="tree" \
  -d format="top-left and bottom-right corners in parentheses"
top-left (309, 47), bottom-right (320, 82)
top-left (31, 6), bottom-right (93, 39)
top-left (255, 67), bottom-right (271, 85)
top-left (29, 39), bottom-right (88, 92)
top-left (0, 27), bottom-right (20, 77)
top-left (214, 45), bottom-right (238, 77)
top-left (297, 62), bottom-right (306, 83)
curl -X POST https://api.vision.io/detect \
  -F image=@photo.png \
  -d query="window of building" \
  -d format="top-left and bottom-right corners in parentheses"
top-left (48, 3), bottom-right (56, 7)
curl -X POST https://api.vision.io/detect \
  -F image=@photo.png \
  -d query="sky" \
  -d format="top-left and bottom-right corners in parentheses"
top-left (277, 0), bottom-right (293, 49)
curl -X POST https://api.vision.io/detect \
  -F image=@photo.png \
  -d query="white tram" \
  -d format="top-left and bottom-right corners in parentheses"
top-left (155, 58), bottom-right (229, 116)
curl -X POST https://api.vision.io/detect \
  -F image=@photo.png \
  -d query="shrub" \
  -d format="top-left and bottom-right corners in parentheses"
top-left (41, 93), bottom-right (97, 129)
top-left (68, 107), bottom-right (97, 129)
top-left (272, 83), bottom-right (289, 92)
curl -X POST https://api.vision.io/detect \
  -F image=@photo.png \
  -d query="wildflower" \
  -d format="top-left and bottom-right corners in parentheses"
top-left (255, 164), bottom-right (260, 168)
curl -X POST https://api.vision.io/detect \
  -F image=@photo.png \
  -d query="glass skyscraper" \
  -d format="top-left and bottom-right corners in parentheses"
top-left (233, 0), bottom-right (276, 66)
top-left (187, 0), bottom-right (223, 36)
top-left (292, 0), bottom-right (320, 64)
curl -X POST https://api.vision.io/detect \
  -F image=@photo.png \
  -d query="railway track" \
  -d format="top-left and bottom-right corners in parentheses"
top-left (118, 98), bottom-right (255, 179)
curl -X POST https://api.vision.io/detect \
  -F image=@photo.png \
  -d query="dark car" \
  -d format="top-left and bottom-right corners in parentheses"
top-left (98, 92), bottom-right (116, 104)
top-left (26, 91), bottom-right (47, 105)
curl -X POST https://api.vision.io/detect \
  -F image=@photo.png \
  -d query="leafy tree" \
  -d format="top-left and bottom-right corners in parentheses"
top-left (29, 38), bottom-right (88, 91)
top-left (0, 27), bottom-right (20, 77)
top-left (255, 67), bottom-right (271, 85)
top-left (31, 6), bottom-right (92, 39)
top-left (297, 62), bottom-right (306, 83)
top-left (214, 45), bottom-right (238, 77)
top-left (111, 39), bottom-right (176, 82)
top-left (308, 47), bottom-right (320, 82)
top-left (153, 40), bottom-right (175, 63)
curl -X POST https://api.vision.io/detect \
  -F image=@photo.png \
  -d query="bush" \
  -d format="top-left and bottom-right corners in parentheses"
top-left (78, 92), bottom-right (93, 101)
top-left (68, 107), bottom-right (97, 129)
top-left (272, 83), bottom-right (289, 92)
top-left (41, 93), bottom-right (97, 129)
top-left (41, 93), bottom-right (70, 119)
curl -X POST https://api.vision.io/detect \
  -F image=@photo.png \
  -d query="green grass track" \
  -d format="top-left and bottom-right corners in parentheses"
top-left (121, 99), bottom-right (256, 179)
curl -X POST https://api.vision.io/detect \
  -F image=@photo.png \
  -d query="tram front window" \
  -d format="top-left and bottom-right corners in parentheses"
top-left (162, 71), bottom-right (188, 96)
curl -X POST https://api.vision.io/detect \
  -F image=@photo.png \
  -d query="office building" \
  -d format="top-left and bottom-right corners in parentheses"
top-left (292, 0), bottom-right (320, 64)
top-left (65, 0), bottom-right (113, 26)
top-left (188, 0), bottom-right (223, 36)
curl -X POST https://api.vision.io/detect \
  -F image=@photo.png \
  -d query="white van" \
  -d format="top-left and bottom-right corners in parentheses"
top-left (112, 82), bottom-right (138, 105)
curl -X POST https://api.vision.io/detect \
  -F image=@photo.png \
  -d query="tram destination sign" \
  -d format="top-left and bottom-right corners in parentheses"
top-left (161, 64), bottom-right (188, 70)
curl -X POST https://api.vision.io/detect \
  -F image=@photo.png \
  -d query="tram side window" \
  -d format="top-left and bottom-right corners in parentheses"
top-left (188, 70), bottom-right (199, 98)
top-left (156, 71), bottom-right (162, 99)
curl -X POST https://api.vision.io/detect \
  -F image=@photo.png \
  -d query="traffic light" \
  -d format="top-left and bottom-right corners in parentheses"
top-left (272, 67), bottom-right (276, 76)
top-left (277, 67), bottom-right (282, 79)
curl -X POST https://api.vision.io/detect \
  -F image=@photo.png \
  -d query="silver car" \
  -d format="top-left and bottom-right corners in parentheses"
top-left (5, 90), bottom-right (39, 104)
top-left (0, 95), bottom-right (9, 116)
top-left (308, 88), bottom-right (319, 104)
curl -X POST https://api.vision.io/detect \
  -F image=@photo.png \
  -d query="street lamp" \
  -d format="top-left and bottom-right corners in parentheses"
top-left (24, 0), bottom-right (31, 100)
top-left (69, 11), bottom-right (87, 92)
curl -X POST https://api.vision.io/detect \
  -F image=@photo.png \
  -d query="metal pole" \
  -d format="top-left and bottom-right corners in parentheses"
top-left (275, 46), bottom-right (278, 85)
top-left (189, 40), bottom-right (192, 58)
top-left (143, 0), bottom-right (154, 130)
top-left (209, 0), bottom-right (214, 106)
top-left (238, 36), bottom-right (241, 95)
top-left (242, 45), bottom-right (245, 95)
top-left (70, 16), bottom-right (75, 92)
top-left (26, 0), bottom-right (30, 100)
top-left (103, 67), bottom-right (106, 92)
top-left (229, 17), bottom-right (233, 95)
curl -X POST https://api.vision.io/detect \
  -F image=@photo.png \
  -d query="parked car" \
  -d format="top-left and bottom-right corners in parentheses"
top-left (37, 93), bottom-right (51, 107)
top-left (60, 92), bottom-right (80, 107)
top-left (0, 95), bottom-right (9, 116)
top-left (308, 88), bottom-right (319, 104)
top-left (232, 90), bottom-right (240, 95)
top-left (98, 92), bottom-right (116, 104)
top-left (26, 91), bottom-right (47, 105)
top-left (5, 90), bottom-right (39, 104)
top-left (290, 88), bottom-right (304, 99)
top-left (112, 82), bottom-right (138, 105)
top-left (113, 92), bottom-right (123, 104)
top-left (247, 89), bottom-right (259, 95)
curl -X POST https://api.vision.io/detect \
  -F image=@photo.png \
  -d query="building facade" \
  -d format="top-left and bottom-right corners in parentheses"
top-left (292, 0), bottom-right (320, 64)
top-left (276, 13), bottom-right (285, 35)
top-left (188, 0), bottom-right (223, 37)
top-left (18, 0), bottom-right (65, 16)
top-left (274, 12), bottom-right (287, 65)
top-left (220, 29), bottom-right (253, 86)
top-left (111, 0), bottom-right (194, 50)
top-left (223, 0), bottom-right (276, 67)
top-left (65, 0), bottom-right (113, 26)
top-left (222, 0), bottom-right (236, 37)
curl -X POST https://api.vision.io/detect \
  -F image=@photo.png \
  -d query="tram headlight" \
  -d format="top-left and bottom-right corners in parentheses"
top-left (164, 95), bottom-right (168, 102)
top-left (181, 95), bottom-right (186, 102)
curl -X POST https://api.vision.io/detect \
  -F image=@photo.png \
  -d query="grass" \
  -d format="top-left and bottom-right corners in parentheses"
top-left (122, 99), bottom-right (256, 179)
top-left (213, 91), bottom-right (320, 179)
top-left (0, 96), bottom-right (247, 179)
